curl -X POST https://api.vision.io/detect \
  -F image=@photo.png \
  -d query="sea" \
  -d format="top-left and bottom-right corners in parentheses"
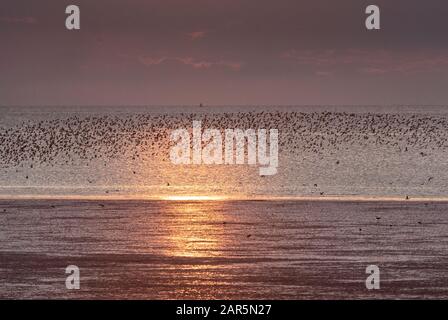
top-left (1, 105), bottom-right (448, 299)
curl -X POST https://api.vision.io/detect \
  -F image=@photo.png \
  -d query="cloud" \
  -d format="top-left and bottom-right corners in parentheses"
top-left (315, 71), bottom-right (333, 77)
top-left (138, 56), bottom-right (169, 66)
top-left (0, 16), bottom-right (37, 24)
top-left (282, 49), bottom-right (448, 75)
top-left (138, 55), bottom-right (243, 71)
top-left (186, 31), bottom-right (207, 40)
top-left (175, 57), bottom-right (242, 70)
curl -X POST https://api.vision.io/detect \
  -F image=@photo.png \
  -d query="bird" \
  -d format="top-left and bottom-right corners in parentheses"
top-left (0, 106), bottom-right (446, 203)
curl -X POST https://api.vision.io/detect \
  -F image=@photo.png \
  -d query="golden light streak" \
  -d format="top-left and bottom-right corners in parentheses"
top-left (161, 195), bottom-right (226, 201)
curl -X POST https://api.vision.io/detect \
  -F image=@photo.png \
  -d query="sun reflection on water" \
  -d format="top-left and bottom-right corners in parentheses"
top-left (161, 200), bottom-right (232, 258)
top-left (162, 195), bottom-right (226, 201)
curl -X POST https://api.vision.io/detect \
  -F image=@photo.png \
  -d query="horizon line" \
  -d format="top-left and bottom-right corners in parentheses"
top-left (1, 194), bottom-right (448, 202)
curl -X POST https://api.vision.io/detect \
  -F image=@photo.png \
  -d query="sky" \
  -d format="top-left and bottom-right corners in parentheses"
top-left (1, 0), bottom-right (448, 106)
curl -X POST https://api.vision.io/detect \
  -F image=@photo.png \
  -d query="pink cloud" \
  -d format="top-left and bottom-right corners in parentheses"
top-left (175, 57), bottom-right (242, 70)
top-left (138, 56), bottom-right (168, 66)
top-left (315, 71), bottom-right (333, 77)
top-left (138, 55), bottom-right (243, 71)
top-left (186, 31), bottom-right (207, 40)
top-left (359, 67), bottom-right (389, 75)
top-left (282, 49), bottom-right (448, 75)
top-left (175, 57), bottom-right (212, 68)
top-left (0, 16), bottom-right (37, 24)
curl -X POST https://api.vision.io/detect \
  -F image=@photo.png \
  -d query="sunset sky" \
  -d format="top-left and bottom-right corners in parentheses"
top-left (1, 0), bottom-right (448, 106)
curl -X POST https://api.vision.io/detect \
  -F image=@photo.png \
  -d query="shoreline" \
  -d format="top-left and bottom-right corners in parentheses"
top-left (1, 194), bottom-right (448, 202)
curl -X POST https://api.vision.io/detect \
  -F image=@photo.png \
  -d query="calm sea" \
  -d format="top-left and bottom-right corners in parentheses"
top-left (1, 106), bottom-right (448, 299)
top-left (1, 199), bottom-right (447, 299)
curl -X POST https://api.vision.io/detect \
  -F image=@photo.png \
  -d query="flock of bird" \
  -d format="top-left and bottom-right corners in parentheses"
top-left (0, 110), bottom-right (447, 167)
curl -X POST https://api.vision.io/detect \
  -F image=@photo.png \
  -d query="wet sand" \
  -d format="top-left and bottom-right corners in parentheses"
top-left (1, 199), bottom-right (447, 299)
